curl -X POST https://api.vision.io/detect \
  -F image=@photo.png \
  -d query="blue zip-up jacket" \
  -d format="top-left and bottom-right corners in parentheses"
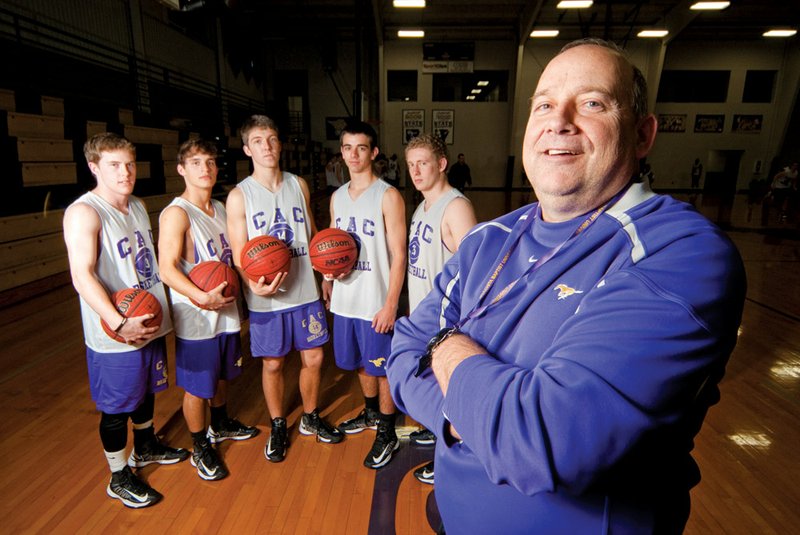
top-left (387, 181), bottom-right (746, 534)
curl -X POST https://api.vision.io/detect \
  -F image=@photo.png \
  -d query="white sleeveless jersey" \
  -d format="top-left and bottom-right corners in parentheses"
top-left (408, 187), bottom-right (467, 312)
top-left (163, 197), bottom-right (240, 340)
top-left (330, 179), bottom-right (394, 320)
top-left (237, 172), bottom-right (319, 312)
top-left (72, 192), bottom-right (173, 353)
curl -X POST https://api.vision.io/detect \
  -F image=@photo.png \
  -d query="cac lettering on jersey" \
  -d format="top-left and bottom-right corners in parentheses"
top-left (335, 216), bottom-right (376, 237)
top-left (199, 232), bottom-right (234, 267)
top-left (117, 229), bottom-right (162, 290)
top-left (117, 229), bottom-right (154, 260)
top-left (252, 206), bottom-right (305, 232)
top-left (410, 220), bottom-right (434, 246)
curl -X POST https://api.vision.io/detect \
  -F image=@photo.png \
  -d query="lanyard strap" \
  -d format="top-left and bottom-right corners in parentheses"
top-left (455, 195), bottom-right (616, 330)
top-left (414, 187), bottom-right (628, 378)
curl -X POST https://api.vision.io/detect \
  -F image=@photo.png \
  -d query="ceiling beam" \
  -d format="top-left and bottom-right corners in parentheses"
top-left (663, 0), bottom-right (701, 45)
top-left (371, 0), bottom-right (383, 47)
top-left (517, 0), bottom-right (546, 45)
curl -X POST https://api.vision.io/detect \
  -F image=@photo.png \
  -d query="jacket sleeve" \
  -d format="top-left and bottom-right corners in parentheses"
top-left (440, 244), bottom-right (745, 497)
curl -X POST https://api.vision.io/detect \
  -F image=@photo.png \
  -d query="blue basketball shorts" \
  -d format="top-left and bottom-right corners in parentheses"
top-left (332, 314), bottom-right (392, 377)
top-left (175, 332), bottom-right (242, 399)
top-left (86, 336), bottom-right (168, 414)
top-left (249, 301), bottom-right (329, 357)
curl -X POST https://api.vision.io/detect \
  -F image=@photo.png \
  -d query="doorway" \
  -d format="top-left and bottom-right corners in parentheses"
top-left (702, 150), bottom-right (743, 227)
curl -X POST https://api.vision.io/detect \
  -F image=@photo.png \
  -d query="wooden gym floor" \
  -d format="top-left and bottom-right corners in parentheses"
top-left (0, 189), bottom-right (798, 534)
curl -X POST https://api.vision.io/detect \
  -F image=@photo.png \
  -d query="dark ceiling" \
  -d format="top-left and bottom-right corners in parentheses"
top-left (215, 0), bottom-right (800, 45)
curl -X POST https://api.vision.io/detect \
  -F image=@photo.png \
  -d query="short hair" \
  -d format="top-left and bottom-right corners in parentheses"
top-left (177, 138), bottom-right (218, 165)
top-left (405, 133), bottom-right (448, 163)
top-left (240, 115), bottom-right (280, 146)
top-left (558, 38), bottom-right (649, 119)
top-left (83, 132), bottom-right (135, 165)
top-left (339, 120), bottom-right (379, 150)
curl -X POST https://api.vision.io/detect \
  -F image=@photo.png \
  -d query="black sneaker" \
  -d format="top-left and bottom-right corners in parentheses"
top-left (191, 442), bottom-right (229, 481)
top-left (207, 417), bottom-right (260, 444)
top-left (338, 408), bottom-right (379, 435)
top-left (128, 438), bottom-right (190, 468)
top-left (363, 423), bottom-right (399, 469)
top-left (264, 417), bottom-right (288, 463)
top-left (107, 465), bottom-right (163, 508)
top-left (409, 428), bottom-right (436, 445)
top-left (299, 409), bottom-right (344, 444)
top-left (413, 461), bottom-right (434, 485)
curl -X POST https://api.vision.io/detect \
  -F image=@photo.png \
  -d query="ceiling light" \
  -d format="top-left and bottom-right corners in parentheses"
top-left (466, 95), bottom-right (476, 100)
top-left (393, 0), bottom-right (426, 7)
top-left (763, 29), bottom-right (797, 37)
top-left (477, 81), bottom-right (489, 86)
top-left (690, 2), bottom-right (730, 10)
top-left (530, 30), bottom-right (560, 38)
top-left (638, 29), bottom-right (669, 38)
top-left (557, 1), bottom-right (593, 8)
top-left (398, 29), bottom-right (425, 38)
top-left (471, 89), bottom-right (482, 94)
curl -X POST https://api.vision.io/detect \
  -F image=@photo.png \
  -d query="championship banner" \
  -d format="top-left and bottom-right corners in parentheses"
top-left (432, 110), bottom-right (454, 145)
top-left (402, 109), bottom-right (424, 144)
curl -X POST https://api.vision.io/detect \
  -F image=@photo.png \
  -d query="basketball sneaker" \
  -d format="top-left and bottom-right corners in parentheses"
top-left (207, 417), bottom-right (260, 444)
top-left (299, 409), bottom-right (344, 444)
top-left (191, 441), bottom-right (229, 481)
top-left (265, 417), bottom-right (288, 463)
top-left (337, 408), bottom-right (379, 434)
top-left (409, 428), bottom-right (436, 445)
top-left (107, 466), bottom-right (163, 508)
top-left (363, 423), bottom-right (399, 469)
top-left (413, 461), bottom-right (435, 485)
top-left (128, 438), bottom-right (190, 468)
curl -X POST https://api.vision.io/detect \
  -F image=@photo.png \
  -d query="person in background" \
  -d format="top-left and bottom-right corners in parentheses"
top-left (447, 153), bottom-right (472, 192)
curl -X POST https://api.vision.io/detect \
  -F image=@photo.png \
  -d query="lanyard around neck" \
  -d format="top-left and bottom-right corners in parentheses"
top-left (455, 195), bottom-right (616, 330)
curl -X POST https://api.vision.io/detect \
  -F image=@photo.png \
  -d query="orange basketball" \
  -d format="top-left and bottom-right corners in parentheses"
top-left (240, 235), bottom-right (291, 283)
top-left (101, 287), bottom-right (163, 342)
top-left (188, 260), bottom-right (240, 309)
top-left (309, 228), bottom-right (358, 277)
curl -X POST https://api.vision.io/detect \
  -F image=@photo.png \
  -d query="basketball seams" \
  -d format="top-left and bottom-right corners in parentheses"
top-left (188, 261), bottom-right (240, 306)
top-left (240, 236), bottom-right (291, 283)
top-left (101, 288), bottom-right (163, 341)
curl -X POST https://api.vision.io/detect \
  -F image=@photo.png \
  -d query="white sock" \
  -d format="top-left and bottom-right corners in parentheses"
top-left (105, 449), bottom-right (128, 473)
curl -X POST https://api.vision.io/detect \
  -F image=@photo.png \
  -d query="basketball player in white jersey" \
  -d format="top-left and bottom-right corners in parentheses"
top-left (227, 115), bottom-right (342, 463)
top-left (158, 139), bottom-right (259, 481)
top-left (322, 121), bottom-right (407, 469)
top-left (405, 133), bottom-right (477, 484)
top-left (63, 133), bottom-right (189, 508)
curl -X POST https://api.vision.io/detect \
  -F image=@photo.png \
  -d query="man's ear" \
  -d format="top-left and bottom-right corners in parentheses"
top-left (636, 114), bottom-right (658, 159)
